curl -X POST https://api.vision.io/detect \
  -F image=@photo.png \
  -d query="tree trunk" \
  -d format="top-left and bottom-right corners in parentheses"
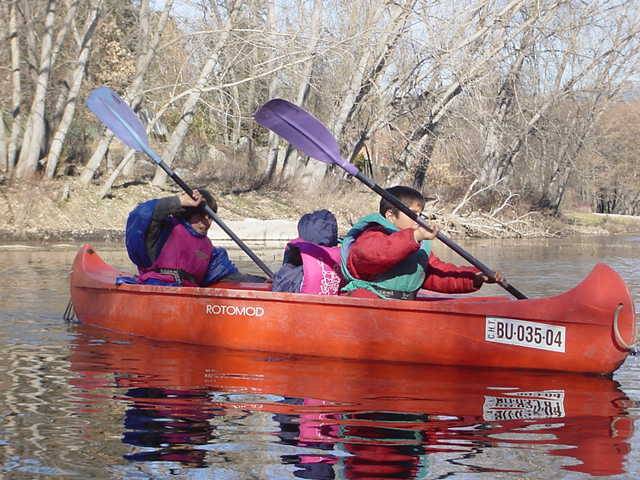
top-left (0, 113), bottom-right (6, 173)
top-left (22, 1), bottom-right (40, 82)
top-left (15, 0), bottom-right (58, 178)
top-left (7, 0), bottom-right (22, 172)
top-left (280, 0), bottom-right (323, 179)
top-left (121, 0), bottom-right (151, 177)
top-left (409, 128), bottom-right (436, 190)
top-left (476, 24), bottom-right (532, 188)
top-left (151, 3), bottom-right (239, 187)
top-left (0, 4), bottom-right (7, 171)
top-left (261, 0), bottom-right (282, 184)
top-left (50, 0), bottom-right (79, 69)
top-left (45, 2), bottom-right (101, 178)
top-left (99, 150), bottom-right (136, 199)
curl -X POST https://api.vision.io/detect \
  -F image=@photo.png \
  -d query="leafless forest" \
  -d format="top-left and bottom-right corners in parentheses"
top-left (1, 0), bottom-right (639, 219)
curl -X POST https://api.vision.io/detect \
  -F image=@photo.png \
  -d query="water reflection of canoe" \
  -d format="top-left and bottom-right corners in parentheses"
top-left (69, 327), bottom-right (634, 477)
top-left (69, 244), bottom-right (636, 374)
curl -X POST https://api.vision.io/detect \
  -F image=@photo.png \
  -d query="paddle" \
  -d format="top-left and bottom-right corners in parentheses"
top-left (254, 98), bottom-right (527, 299)
top-left (86, 86), bottom-right (274, 279)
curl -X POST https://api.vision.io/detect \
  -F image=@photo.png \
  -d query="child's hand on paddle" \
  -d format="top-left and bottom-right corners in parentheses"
top-left (413, 224), bottom-right (438, 242)
top-left (180, 190), bottom-right (204, 208)
top-left (474, 271), bottom-right (504, 288)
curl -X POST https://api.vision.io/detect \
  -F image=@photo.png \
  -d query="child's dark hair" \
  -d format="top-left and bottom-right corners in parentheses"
top-left (180, 188), bottom-right (217, 219)
top-left (379, 186), bottom-right (425, 216)
top-left (197, 188), bottom-right (217, 214)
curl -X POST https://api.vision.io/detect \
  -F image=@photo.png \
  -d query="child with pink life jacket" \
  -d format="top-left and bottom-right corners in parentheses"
top-left (272, 209), bottom-right (344, 294)
top-left (124, 189), bottom-right (265, 287)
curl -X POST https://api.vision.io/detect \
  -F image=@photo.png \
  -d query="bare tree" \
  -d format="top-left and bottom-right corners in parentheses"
top-left (0, 1), bottom-right (8, 172)
top-left (14, 0), bottom-right (58, 178)
top-left (261, 0), bottom-right (284, 184)
top-left (14, 0), bottom-right (82, 177)
top-left (0, 109), bottom-right (6, 173)
top-left (80, 0), bottom-right (175, 184)
top-left (538, 24), bottom-right (640, 212)
top-left (394, 0), bottom-right (540, 190)
top-left (475, 13), bottom-right (537, 189)
top-left (45, 1), bottom-right (102, 178)
top-left (303, 0), bottom-right (417, 183)
top-left (279, 0), bottom-right (323, 179)
top-left (6, 0), bottom-right (23, 173)
top-left (478, 3), bottom-right (640, 193)
top-left (151, 1), bottom-right (240, 187)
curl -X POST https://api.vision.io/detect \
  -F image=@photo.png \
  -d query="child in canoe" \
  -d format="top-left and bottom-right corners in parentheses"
top-left (125, 189), bottom-right (264, 286)
top-left (341, 185), bottom-right (501, 299)
top-left (272, 209), bottom-right (344, 294)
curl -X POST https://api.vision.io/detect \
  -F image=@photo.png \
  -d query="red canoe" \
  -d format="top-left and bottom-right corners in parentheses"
top-left (69, 244), bottom-right (637, 374)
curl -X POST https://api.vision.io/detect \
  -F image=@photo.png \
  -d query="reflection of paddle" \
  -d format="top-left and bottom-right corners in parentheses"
top-left (86, 86), bottom-right (273, 278)
top-left (255, 99), bottom-right (525, 299)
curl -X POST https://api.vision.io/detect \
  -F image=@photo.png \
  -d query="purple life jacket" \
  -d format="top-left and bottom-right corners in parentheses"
top-left (288, 238), bottom-right (343, 295)
top-left (138, 219), bottom-right (213, 287)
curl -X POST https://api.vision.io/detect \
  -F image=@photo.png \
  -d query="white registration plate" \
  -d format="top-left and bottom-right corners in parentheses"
top-left (483, 390), bottom-right (565, 421)
top-left (485, 317), bottom-right (566, 352)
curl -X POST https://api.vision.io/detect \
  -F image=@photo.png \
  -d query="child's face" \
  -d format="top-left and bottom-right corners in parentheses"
top-left (385, 201), bottom-right (423, 230)
top-left (189, 211), bottom-right (212, 235)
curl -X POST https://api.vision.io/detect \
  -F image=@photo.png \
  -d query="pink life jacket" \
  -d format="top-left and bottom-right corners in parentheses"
top-left (138, 220), bottom-right (213, 287)
top-left (288, 239), bottom-right (343, 295)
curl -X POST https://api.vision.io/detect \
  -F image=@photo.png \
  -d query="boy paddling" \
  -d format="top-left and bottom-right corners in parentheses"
top-left (125, 189), bottom-right (264, 286)
top-left (341, 186), bottom-right (502, 299)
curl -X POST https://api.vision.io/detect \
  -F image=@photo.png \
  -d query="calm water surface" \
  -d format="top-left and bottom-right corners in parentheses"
top-left (0, 236), bottom-right (639, 479)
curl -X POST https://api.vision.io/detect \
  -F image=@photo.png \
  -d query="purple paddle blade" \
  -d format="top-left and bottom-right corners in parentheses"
top-left (254, 99), bottom-right (359, 176)
top-left (86, 86), bottom-right (148, 152)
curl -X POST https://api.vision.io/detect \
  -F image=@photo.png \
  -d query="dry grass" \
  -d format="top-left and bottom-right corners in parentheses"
top-left (0, 175), bottom-right (377, 241)
top-left (564, 211), bottom-right (640, 234)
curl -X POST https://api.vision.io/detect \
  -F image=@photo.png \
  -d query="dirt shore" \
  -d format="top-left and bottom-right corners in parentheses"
top-left (0, 178), bottom-right (378, 243)
top-left (1, 178), bottom-right (638, 244)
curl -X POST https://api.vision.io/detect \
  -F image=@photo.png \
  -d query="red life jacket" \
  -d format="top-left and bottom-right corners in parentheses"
top-left (138, 220), bottom-right (213, 286)
top-left (288, 239), bottom-right (343, 295)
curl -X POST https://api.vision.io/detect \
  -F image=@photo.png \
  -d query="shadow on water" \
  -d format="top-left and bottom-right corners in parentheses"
top-left (68, 325), bottom-right (636, 479)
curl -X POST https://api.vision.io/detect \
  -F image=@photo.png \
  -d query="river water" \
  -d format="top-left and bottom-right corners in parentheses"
top-left (0, 236), bottom-right (638, 479)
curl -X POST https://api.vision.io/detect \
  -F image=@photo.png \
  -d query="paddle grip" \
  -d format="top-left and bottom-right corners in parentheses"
top-left (358, 174), bottom-right (528, 300)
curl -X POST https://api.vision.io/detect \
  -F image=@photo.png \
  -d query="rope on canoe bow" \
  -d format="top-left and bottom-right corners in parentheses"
top-left (613, 304), bottom-right (638, 355)
top-left (63, 300), bottom-right (77, 323)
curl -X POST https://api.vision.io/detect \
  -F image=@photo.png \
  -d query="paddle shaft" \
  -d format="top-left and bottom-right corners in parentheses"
top-left (354, 172), bottom-right (528, 299)
top-left (142, 148), bottom-right (274, 278)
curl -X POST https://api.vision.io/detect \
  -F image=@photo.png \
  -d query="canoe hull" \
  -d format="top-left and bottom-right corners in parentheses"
top-left (70, 245), bottom-right (636, 374)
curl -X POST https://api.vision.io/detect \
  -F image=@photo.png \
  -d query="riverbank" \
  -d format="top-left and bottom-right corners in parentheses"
top-left (1, 178), bottom-right (639, 244)
top-left (0, 178), bottom-right (376, 244)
